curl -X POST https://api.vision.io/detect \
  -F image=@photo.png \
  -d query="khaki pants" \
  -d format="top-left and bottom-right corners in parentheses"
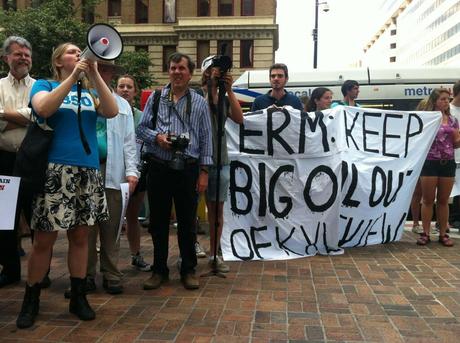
top-left (87, 169), bottom-right (123, 281)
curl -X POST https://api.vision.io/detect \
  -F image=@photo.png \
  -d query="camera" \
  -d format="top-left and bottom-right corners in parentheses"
top-left (137, 157), bottom-right (149, 175)
top-left (168, 133), bottom-right (190, 170)
top-left (211, 55), bottom-right (232, 74)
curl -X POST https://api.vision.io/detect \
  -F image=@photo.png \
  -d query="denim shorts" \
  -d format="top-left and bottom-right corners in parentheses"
top-left (205, 165), bottom-right (230, 202)
top-left (420, 159), bottom-right (456, 178)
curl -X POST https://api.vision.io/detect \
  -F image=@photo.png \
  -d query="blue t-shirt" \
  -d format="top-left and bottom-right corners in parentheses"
top-left (30, 79), bottom-right (100, 169)
top-left (251, 91), bottom-right (304, 112)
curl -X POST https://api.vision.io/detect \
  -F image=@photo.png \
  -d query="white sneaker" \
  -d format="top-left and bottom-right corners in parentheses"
top-left (208, 256), bottom-right (230, 273)
top-left (195, 242), bottom-right (206, 258)
top-left (411, 225), bottom-right (423, 234)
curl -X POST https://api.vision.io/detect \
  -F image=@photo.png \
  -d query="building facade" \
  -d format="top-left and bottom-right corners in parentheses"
top-left (362, 0), bottom-right (460, 66)
top-left (2, 0), bottom-right (278, 84)
top-left (90, 0), bottom-right (278, 84)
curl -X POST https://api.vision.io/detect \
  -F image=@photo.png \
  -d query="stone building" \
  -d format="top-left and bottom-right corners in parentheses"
top-left (88, 0), bottom-right (278, 84)
top-left (2, 0), bottom-right (278, 84)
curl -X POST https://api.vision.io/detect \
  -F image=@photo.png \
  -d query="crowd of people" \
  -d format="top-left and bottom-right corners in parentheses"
top-left (1, 34), bottom-right (460, 329)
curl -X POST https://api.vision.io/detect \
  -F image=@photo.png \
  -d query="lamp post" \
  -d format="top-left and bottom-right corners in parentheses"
top-left (312, 0), bottom-right (329, 69)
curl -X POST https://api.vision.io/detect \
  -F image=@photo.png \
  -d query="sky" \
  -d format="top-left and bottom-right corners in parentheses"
top-left (275, 0), bottom-right (386, 70)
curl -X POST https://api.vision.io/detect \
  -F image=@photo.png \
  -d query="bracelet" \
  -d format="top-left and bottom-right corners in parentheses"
top-left (200, 167), bottom-right (209, 174)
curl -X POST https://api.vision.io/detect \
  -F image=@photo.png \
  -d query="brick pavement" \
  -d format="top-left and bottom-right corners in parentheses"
top-left (1, 223), bottom-right (460, 342)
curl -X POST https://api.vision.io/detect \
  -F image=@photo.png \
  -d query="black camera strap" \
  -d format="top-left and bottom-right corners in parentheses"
top-left (150, 89), bottom-right (162, 130)
top-left (150, 88), bottom-right (192, 130)
top-left (76, 80), bottom-right (91, 155)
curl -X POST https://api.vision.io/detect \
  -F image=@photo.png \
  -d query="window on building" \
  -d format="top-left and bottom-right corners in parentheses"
top-left (80, 0), bottom-right (95, 23)
top-left (198, 0), bottom-right (210, 16)
top-left (390, 56), bottom-right (396, 63)
top-left (241, 0), bottom-right (254, 16)
top-left (390, 43), bottom-right (396, 49)
top-left (135, 45), bottom-right (149, 52)
top-left (218, 0), bottom-right (233, 16)
top-left (135, 0), bottom-right (148, 23)
top-left (108, 0), bottom-right (121, 16)
top-left (163, 45), bottom-right (177, 72)
top-left (2, 0), bottom-right (17, 10)
top-left (390, 29), bottom-right (397, 36)
top-left (240, 40), bottom-right (253, 68)
top-left (217, 40), bottom-right (233, 61)
top-left (164, 0), bottom-right (176, 23)
top-left (197, 41), bottom-right (210, 68)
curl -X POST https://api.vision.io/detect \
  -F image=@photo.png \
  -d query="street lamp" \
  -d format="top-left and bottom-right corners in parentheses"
top-left (312, 0), bottom-right (329, 69)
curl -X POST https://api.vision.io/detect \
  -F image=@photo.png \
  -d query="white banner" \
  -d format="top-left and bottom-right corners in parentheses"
top-left (0, 175), bottom-right (20, 230)
top-left (221, 106), bottom-right (441, 261)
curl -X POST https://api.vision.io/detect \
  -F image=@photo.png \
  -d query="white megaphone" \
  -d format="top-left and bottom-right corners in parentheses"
top-left (80, 23), bottom-right (123, 62)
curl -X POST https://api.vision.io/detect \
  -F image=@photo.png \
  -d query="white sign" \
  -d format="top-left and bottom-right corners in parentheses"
top-left (221, 106), bottom-right (441, 261)
top-left (117, 182), bottom-right (130, 242)
top-left (0, 175), bottom-right (20, 230)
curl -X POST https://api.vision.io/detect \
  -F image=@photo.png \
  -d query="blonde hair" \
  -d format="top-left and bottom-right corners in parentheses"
top-left (52, 43), bottom-right (73, 81)
top-left (425, 88), bottom-right (451, 114)
top-left (51, 42), bottom-right (90, 89)
top-left (415, 99), bottom-right (428, 111)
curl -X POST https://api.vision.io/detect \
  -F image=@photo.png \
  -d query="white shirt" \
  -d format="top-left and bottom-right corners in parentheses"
top-left (451, 103), bottom-right (460, 163)
top-left (0, 72), bottom-right (35, 152)
top-left (104, 93), bottom-right (139, 190)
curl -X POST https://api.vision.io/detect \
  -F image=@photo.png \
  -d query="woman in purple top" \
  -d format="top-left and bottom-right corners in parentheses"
top-left (418, 89), bottom-right (460, 247)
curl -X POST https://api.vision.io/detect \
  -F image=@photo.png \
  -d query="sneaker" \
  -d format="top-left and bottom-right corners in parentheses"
top-left (208, 256), bottom-right (230, 273)
top-left (103, 279), bottom-right (123, 295)
top-left (195, 242), bottom-right (206, 258)
top-left (181, 273), bottom-right (199, 290)
top-left (143, 273), bottom-right (168, 290)
top-left (411, 225), bottom-right (423, 234)
top-left (131, 253), bottom-right (152, 272)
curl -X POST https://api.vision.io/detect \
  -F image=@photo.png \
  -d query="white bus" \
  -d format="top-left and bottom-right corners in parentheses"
top-left (232, 66), bottom-right (459, 111)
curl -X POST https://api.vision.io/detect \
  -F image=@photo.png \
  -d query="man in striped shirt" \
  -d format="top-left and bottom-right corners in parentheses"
top-left (137, 52), bottom-right (213, 290)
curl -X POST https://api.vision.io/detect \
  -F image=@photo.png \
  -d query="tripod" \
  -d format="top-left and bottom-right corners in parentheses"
top-left (201, 78), bottom-right (227, 279)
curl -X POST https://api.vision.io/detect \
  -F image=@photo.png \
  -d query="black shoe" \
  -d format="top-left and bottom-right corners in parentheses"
top-left (0, 274), bottom-right (20, 288)
top-left (69, 277), bottom-right (96, 321)
top-left (16, 283), bottom-right (41, 329)
top-left (64, 277), bottom-right (96, 299)
top-left (39, 275), bottom-right (51, 289)
top-left (102, 279), bottom-right (123, 295)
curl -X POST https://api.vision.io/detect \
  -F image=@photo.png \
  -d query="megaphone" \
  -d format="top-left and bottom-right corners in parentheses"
top-left (80, 23), bottom-right (123, 61)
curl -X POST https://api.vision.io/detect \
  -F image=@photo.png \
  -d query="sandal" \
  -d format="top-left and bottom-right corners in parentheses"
top-left (439, 234), bottom-right (454, 247)
top-left (416, 233), bottom-right (431, 245)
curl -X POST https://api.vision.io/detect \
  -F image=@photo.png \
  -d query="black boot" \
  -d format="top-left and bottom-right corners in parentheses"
top-left (16, 283), bottom-right (41, 329)
top-left (69, 277), bottom-right (96, 321)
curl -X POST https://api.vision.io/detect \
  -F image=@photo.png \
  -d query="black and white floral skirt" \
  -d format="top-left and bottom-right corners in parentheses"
top-left (31, 163), bottom-right (109, 232)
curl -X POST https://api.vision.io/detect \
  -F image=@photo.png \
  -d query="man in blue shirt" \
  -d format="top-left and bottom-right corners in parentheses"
top-left (137, 52), bottom-right (213, 290)
top-left (251, 63), bottom-right (303, 112)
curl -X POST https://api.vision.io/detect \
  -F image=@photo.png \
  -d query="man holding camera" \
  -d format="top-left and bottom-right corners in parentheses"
top-left (137, 52), bottom-right (213, 290)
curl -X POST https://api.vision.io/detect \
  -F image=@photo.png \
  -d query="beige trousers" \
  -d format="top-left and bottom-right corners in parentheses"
top-left (87, 164), bottom-right (123, 281)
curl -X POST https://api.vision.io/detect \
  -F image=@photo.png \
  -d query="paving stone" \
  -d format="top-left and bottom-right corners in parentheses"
top-left (2, 223), bottom-right (460, 341)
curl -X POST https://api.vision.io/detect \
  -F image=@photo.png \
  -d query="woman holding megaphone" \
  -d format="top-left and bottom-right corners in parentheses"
top-left (16, 43), bottom-right (118, 329)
